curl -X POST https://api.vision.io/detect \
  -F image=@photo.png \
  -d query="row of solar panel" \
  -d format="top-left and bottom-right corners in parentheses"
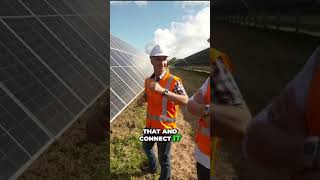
top-left (109, 34), bottom-right (153, 121)
top-left (174, 48), bottom-right (210, 67)
top-left (0, 0), bottom-right (108, 179)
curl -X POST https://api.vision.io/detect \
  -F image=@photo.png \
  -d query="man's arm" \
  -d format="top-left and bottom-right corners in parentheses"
top-left (149, 80), bottom-right (188, 105)
top-left (212, 103), bottom-right (251, 142)
top-left (187, 93), bottom-right (252, 142)
top-left (164, 90), bottom-right (189, 105)
top-left (211, 59), bottom-right (252, 142)
top-left (187, 87), bottom-right (209, 123)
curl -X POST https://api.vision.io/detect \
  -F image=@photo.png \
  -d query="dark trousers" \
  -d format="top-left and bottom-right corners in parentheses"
top-left (196, 162), bottom-right (210, 180)
top-left (142, 140), bottom-right (172, 180)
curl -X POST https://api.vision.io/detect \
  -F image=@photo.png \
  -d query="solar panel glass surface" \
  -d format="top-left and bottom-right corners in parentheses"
top-left (0, 0), bottom-right (108, 179)
top-left (110, 34), bottom-right (152, 122)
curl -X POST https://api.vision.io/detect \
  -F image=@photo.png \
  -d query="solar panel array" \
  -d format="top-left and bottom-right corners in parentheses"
top-left (0, 0), bottom-right (108, 179)
top-left (110, 34), bottom-right (153, 122)
top-left (174, 48), bottom-right (210, 67)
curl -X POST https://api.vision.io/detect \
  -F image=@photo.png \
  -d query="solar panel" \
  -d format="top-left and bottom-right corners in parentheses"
top-left (183, 48), bottom-right (210, 66)
top-left (110, 34), bottom-right (153, 122)
top-left (0, 0), bottom-right (108, 179)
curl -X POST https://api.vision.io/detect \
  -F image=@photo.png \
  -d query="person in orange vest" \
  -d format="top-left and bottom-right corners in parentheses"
top-left (137, 44), bottom-right (189, 180)
top-left (187, 38), bottom-right (252, 179)
top-left (243, 47), bottom-right (320, 180)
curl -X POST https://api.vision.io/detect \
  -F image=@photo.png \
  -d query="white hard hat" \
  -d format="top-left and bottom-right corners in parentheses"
top-left (150, 45), bottom-right (169, 57)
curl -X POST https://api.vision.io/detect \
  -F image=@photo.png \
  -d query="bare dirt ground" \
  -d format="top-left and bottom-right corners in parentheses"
top-left (170, 111), bottom-right (198, 180)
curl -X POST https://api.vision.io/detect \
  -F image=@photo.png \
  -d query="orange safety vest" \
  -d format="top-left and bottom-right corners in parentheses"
top-left (306, 64), bottom-right (320, 136)
top-left (292, 62), bottom-right (320, 180)
top-left (145, 72), bottom-right (181, 129)
top-left (195, 79), bottom-right (211, 157)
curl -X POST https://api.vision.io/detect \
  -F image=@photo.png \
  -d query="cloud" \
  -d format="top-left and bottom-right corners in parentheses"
top-left (177, 1), bottom-right (210, 8)
top-left (134, 1), bottom-right (148, 7)
top-left (110, 1), bottom-right (148, 7)
top-left (145, 6), bottom-right (210, 59)
top-left (110, 1), bottom-right (130, 5)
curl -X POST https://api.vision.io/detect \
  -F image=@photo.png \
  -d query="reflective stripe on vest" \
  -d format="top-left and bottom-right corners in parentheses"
top-left (162, 75), bottom-right (174, 115)
top-left (146, 114), bottom-right (176, 122)
top-left (199, 127), bottom-right (210, 136)
top-left (195, 145), bottom-right (210, 169)
top-left (211, 137), bottom-right (219, 176)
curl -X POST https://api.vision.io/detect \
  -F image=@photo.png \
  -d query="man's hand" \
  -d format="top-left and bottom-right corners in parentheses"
top-left (211, 103), bottom-right (251, 142)
top-left (187, 90), bottom-right (209, 124)
top-left (136, 94), bottom-right (147, 107)
top-left (148, 79), bottom-right (188, 105)
top-left (149, 81), bottom-right (165, 94)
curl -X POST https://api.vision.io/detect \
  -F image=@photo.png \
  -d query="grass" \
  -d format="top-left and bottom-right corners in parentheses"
top-left (110, 135), bottom-right (147, 179)
top-left (110, 99), bottom-right (160, 179)
top-left (18, 92), bottom-right (109, 180)
top-left (110, 105), bottom-right (145, 178)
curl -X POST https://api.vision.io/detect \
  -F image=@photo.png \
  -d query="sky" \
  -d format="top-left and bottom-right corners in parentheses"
top-left (110, 1), bottom-right (210, 59)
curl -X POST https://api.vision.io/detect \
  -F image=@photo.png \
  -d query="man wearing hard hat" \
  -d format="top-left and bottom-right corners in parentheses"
top-left (137, 44), bottom-right (188, 180)
top-left (187, 38), bottom-right (251, 179)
